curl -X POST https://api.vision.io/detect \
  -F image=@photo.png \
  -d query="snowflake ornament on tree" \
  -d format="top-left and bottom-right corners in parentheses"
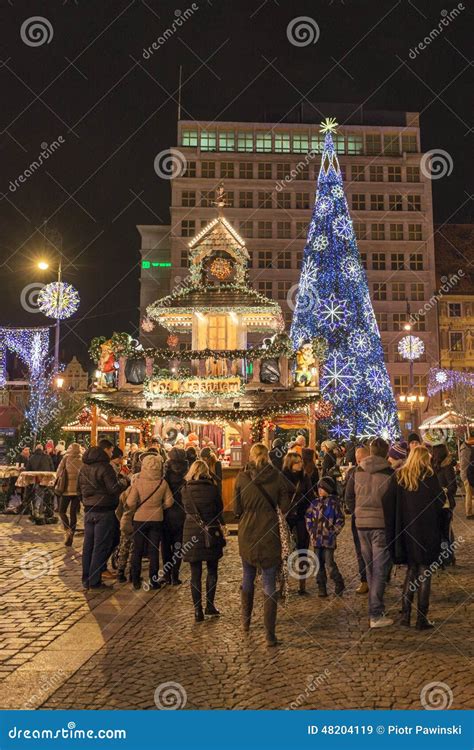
top-left (331, 185), bottom-right (344, 198)
top-left (366, 365), bottom-right (391, 394)
top-left (328, 415), bottom-right (353, 442)
top-left (313, 235), bottom-right (329, 252)
top-left (320, 351), bottom-right (361, 404)
top-left (351, 329), bottom-right (371, 354)
top-left (342, 258), bottom-right (361, 281)
top-left (333, 215), bottom-right (353, 240)
top-left (319, 294), bottom-right (350, 331)
top-left (359, 404), bottom-right (400, 442)
top-left (316, 198), bottom-right (332, 216)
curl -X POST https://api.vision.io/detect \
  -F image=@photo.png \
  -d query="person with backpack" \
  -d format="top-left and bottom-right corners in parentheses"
top-left (125, 455), bottom-right (173, 590)
top-left (234, 443), bottom-right (290, 647)
top-left (182, 459), bottom-right (225, 621)
top-left (55, 442), bottom-right (83, 546)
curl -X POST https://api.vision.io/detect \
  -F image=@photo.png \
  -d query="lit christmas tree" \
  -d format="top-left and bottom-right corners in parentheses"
top-left (290, 118), bottom-right (400, 442)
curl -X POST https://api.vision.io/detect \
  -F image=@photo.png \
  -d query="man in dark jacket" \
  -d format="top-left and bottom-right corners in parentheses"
top-left (25, 445), bottom-right (55, 472)
top-left (344, 445), bottom-right (369, 594)
top-left (163, 448), bottom-right (188, 585)
top-left (345, 437), bottom-right (393, 628)
top-left (269, 438), bottom-right (286, 472)
top-left (77, 439), bottom-right (122, 591)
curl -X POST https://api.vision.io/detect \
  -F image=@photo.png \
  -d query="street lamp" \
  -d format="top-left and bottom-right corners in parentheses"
top-left (397, 325), bottom-right (426, 430)
top-left (37, 257), bottom-right (62, 373)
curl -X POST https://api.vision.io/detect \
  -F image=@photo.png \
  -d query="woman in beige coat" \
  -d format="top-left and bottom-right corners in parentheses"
top-left (56, 442), bottom-right (83, 546)
top-left (126, 455), bottom-right (173, 589)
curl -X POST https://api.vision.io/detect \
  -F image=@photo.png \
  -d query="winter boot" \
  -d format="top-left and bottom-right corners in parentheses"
top-left (401, 571), bottom-right (415, 626)
top-left (263, 594), bottom-right (280, 647)
top-left (241, 589), bottom-right (254, 632)
top-left (318, 583), bottom-right (328, 598)
top-left (298, 578), bottom-right (308, 596)
top-left (204, 573), bottom-right (220, 615)
top-left (415, 576), bottom-right (434, 630)
top-left (334, 578), bottom-right (345, 597)
top-left (64, 530), bottom-right (73, 547)
top-left (194, 605), bottom-right (204, 622)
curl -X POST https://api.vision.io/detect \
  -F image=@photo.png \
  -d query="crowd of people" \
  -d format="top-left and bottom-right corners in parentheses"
top-left (12, 429), bottom-right (474, 647)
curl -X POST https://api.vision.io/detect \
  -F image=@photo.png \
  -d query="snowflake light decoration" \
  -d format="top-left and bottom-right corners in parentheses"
top-left (38, 282), bottom-right (80, 320)
top-left (313, 235), bottom-right (329, 252)
top-left (141, 317), bottom-right (155, 333)
top-left (351, 329), bottom-right (371, 354)
top-left (331, 185), bottom-right (344, 198)
top-left (333, 215), bottom-right (353, 240)
top-left (366, 365), bottom-right (390, 394)
top-left (319, 294), bottom-right (349, 331)
top-left (296, 257), bottom-right (319, 313)
top-left (397, 335), bottom-right (425, 361)
top-left (328, 416), bottom-right (353, 442)
top-left (316, 198), bottom-right (332, 216)
top-left (436, 371), bottom-right (448, 384)
top-left (320, 351), bottom-right (360, 404)
top-left (342, 258), bottom-right (361, 281)
top-left (359, 404), bottom-right (400, 442)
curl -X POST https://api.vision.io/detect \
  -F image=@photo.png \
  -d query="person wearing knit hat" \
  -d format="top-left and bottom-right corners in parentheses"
top-left (407, 433), bottom-right (422, 450)
top-left (305, 476), bottom-right (345, 597)
top-left (388, 442), bottom-right (408, 469)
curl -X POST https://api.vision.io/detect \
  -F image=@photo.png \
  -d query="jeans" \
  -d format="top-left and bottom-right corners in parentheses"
top-left (58, 495), bottom-right (80, 533)
top-left (241, 559), bottom-right (277, 597)
top-left (351, 515), bottom-right (367, 583)
top-left (82, 510), bottom-right (118, 588)
top-left (189, 560), bottom-right (219, 607)
top-left (131, 521), bottom-right (163, 587)
top-left (162, 524), bottom-right (183, 583)
top-left (315, 547), bottom-right (344, 586)
top-left (357, 528), bottom-right (391, 618)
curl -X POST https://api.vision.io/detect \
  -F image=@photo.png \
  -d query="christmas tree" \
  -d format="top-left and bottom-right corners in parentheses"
top-left (290, 118), bottom-right (400, 442)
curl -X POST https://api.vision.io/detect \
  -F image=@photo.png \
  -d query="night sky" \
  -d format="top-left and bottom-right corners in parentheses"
top-left (1, 0), bottom-right (472, 370)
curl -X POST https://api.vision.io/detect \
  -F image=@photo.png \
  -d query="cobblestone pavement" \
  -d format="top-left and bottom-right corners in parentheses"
top-left (0, 509), bottom-right (472, 711)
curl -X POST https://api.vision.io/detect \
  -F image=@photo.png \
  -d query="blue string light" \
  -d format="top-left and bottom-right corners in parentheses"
top-left (290, 120), bottom-right (400, 442)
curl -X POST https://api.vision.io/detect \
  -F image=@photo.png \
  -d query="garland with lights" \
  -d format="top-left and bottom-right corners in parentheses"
top-left (0, 326), bottom-right (50, 387)
top-left (290, 118), bottom-right (400, 442)
top-left (86, 394), bottom-right (332, 423)
top-left (428, 367), bottom-right (474, 397)
top-left (89, 332), bottom-right (137, 364)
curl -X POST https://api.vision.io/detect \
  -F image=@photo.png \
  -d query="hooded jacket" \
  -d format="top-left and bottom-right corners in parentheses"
top-left (434, 454), bottom-right (457, 509)
top-left (126, 455), bottom-right (173, 523)
top-left (163, 448), bottom-right (188, 530)
top-left (352, 455), bottom-right (393, 529)
top-left (25, 448), bottom-right (54, 473)
top-left (234, 461), bottom-right (290, 568)
top-left (77, 447), bottom-right (122, 511)
top-left (56, 443), bottom-right (83, 496)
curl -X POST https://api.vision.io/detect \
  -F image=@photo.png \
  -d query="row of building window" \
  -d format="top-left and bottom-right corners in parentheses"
top-left (180, 129), bottom-right (419, 155)
top-left (180, 160), bottom-right (421, 182)
top-left (254, 278), bottom-right (426, 302)
top-left (178, 219), bottom-right (424, 241)
top-left (180, 190), bottom-right (422, 212)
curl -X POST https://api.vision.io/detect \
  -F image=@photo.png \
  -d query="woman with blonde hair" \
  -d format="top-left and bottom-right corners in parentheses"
top-left (234, 443), bottom-right (290, 646)
top-left (182, 459), bottom-right (225, 621)
top-left (383, 445), bottom-right (444, 630)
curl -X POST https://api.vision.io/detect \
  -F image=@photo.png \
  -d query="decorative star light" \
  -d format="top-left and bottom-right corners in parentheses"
top-left (319, 294), bottom-right (349, 331)
top-left (436, 371), bottom-right (448, 384)
top-left (320, 117), bottom-right (339, 134)
top-left (328, 416), bottom-right (353, 442)
top-left (351, 329), bottom-right (371, 354)
top-left (359, 404), bottom-right (400, 442)
top-left (313, 234), bottom-right (329, 252)
top-left (299, 256), bottom-right (319, 294)
top-left (331, 186), bottom-right (344, 198)
top-left (333, 215), bottom-right (353, 240)
top-left (398, 335), bottom-right (425, 361)
top-left (316, 198), bottom-right (332, 216)
top-left (342, 258), bottom-right (361, 281)
top-left (320, 351), bottom-right (360, 404)
top-left (38, 282), bottom-right (80, 320)
top-left (427, 367), bottom-right (474, 397)
top-left (366, 365), bottom-right (390, 394)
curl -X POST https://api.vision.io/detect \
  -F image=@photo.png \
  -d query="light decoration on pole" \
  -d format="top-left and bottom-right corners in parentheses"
top-left (428, 367), bottom-right (474, 397)
top-left (0, 327), bottom-right (50, 387)
top-left (38, 281), bottom-right (80, 320)
top-left (290, 118), bottom-right (400, 441)
top-left (398, 335), bottom-right (425, 361)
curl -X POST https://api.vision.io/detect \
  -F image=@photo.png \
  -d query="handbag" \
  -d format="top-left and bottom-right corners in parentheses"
top-left (53, 466), bottom-right (68, 497)
top-left (134, 479), bottom-right (164, 513)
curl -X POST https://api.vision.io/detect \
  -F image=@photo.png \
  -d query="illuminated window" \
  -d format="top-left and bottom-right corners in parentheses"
top-left (276, 192), bottom-right (291, 209)
top-left (407, 195), bottom-right (421, 211)
top-left (384, 134), bottom-right (400, 155)
top-left (258, 162), bottom-right (272, 179)
top-left (347, 135), bottom-right (363, 154)
top-left (258, 250), bottom-right (273, 268)
top-left (310, 134), bottom-right (325, 153)
top-left (409, 253), bottom-right (423, 270)
top-left (372, 253), bottom-right (386, 270)
top-left (352, 194), bottom-right (366, 210)
top-left (410, 283), bottom-right (424, 301)
top-left (277, 222), bottom-right (291, 240)
top-left (351, 165), bottom-right (365, 182)
top-left (237, 132), bottom-right (253, 152)
top-left (334, 135), bottom-right (345, 154)
top-left (275, 133), bottom-right (291, 152)
top-left (220, 162), bottom-right (234, 178)
top-left (386, 166), bottom-right (401, 182)
top-left (365, 134), bottom-right (381, 155)
top-left (256, 132), bottom-right (272, 152)
top-left (201, 161), bottom-right (215, 178)
top-left (208, 315), bottom-right (230, 350)
top-left (371, 223), bottom-right (385, 240)
top-left (373, 283), bottom-right (387, 301)
top-left (296, 192), bottom-right (310, 209)
top-left (218, 131), bottom-right (235, 151)
top-left (257, 222), bottom-right (272, 239)
top-left (239, 221), bottom-right (253, 238)
top-left (370, 194), bottom-right (384, 210)
top-left (392, 282), bottom-right (406, 301)
top-left (389, 194), bottom-right (403, 211)
top-left (239, 162), bottom-right (253, 179)
top-left (390, 223), bottom-right (404, 240)
top-left (391, 253), bottom-right (405, 270)
top-left (276, 163), bottom-right (291, 179)
top-left (200, 130), bottom-right (217, 151)
top-left (239, 191), bottom-right (253, 208)
top-left (181, 220), bottom-right (195, 237)
top-left (353, 222), bottom-right (367, 239)
top-left (406, 166), bottom-right (420, 182)
top-left (293, 134), bottom-right (309, 153)
top-left (181, 191), bottom-right (196, 207)
top-left (402, 135), bottom-right (418, 152)
top-left (181, 129), bottom-right (198, 147)
top-left (408, 224), bottom-right (422, 240)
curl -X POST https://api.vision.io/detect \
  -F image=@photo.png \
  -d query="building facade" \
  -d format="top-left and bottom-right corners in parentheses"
top-left (62, 356), bottom-right (89, 392)
top-left (139, 107), bottom-right (440, 410)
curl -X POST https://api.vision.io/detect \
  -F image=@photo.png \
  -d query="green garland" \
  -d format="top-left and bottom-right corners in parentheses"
top-left (89, 332), bottom-right (137, 364)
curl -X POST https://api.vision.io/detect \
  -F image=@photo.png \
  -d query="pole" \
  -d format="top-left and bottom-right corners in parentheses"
top-left (54, 260), bottom-right (62, 374)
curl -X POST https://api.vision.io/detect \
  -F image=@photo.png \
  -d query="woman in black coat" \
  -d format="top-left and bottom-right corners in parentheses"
top-left (182, 460), bottom-right (225, 621)
top-left (163, 447), bottom-right (188, 585)
top-left (383, 445), bottom-right (444, 630)
top-left (282, 452), bottom-right (315, 595)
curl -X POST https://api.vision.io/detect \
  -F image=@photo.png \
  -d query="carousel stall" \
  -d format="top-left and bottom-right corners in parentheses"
top-left (87, 206), bottom-right (331, 510)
